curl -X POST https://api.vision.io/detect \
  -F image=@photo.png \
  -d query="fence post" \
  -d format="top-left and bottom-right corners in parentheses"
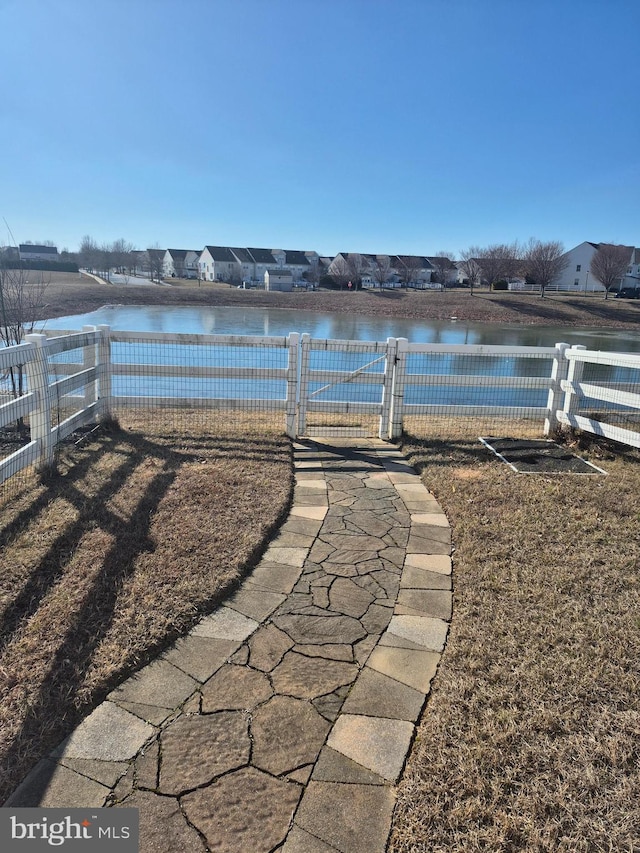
top-left (297, 333), bottom-right (311, 437)
top-left (286, 332), bottom-right (299, 438)
top-left (544, 342), bottom-right (569, 436)
top-left (83, 325), bottom-right (97, 408)
top-left (379, 337), bottom-right (397, 440)
top-left (96, 325), bottom-right (112, 421)
top-left (389, 337), bottom-right (408, 440)
top-left (562, 344), bottom-right (587, 422)
top-left (24, 333), bottom-right (54, 470)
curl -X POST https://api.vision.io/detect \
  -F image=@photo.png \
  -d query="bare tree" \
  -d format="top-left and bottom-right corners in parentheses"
top-left (146, 246), bottom-right (165, 283)
top-left (590, 243), bottom-right (631, 299)
top-left (345, 253), bottom-right (366, 289)
top-left (398, 256), bottom-right (423, 288)
top-left (521, 239), bottom-right (568, 298)
top-left (477, 242), bottom-right (521, 287)
top-left (330, 255), bottom-right (352, 289)
top-left (429, 253), bottom-right (456, 290)
top-left (372, 255), bottom-right (392, 288)
top-left (458, 248), bottom-right (483, 295)
top-left (79, 235), bottom-right (100, 273)
top-left (0, 258), bottom-right (49, 434)
top-left (111, 238), bottom-right (136, 281)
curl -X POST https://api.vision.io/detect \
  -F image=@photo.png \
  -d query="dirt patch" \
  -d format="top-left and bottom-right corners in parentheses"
top-left (480, 437), bottom-right (607, 474)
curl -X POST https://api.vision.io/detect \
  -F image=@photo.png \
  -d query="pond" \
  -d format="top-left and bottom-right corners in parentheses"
top-left (43, 304), bottom-right (640, 353)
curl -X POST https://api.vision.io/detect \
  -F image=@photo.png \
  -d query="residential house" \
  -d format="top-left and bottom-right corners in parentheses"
top-left (426, 256), bottom-right (458, 287)
top-left (198, 246), bottom-right (240, 282)
top-left (19, 244), bottom-right (58, 262)
top-left (553, 242), bottom-right (638, 293)
top-left (163, 249), bottom-right (200, 279)
top-left (274, 250), bottom-right (311, 283)
top-left (229, 248), bottom-right (255, 284)
top-left (246, 248), bottom-right (280, 283)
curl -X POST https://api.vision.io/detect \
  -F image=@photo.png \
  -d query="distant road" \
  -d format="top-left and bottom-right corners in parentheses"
top-left (107, 273), bottom-right (161, 286)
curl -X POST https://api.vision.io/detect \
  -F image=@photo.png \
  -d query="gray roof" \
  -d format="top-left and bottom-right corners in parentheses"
top-left (248, 248), bottom-right (277, 264)
top-left (230, 247), bottom-right (254, 264)
top-left (204, 246), bottom-right (237, 262)
top-left (267, 268), bottom-right (292, 276)
top-left (19, 244), bottom-right (58, 254)
top-left (283, 250), bottom-right (310, 266)
top-left (167, 249), bottom-right (187, 260)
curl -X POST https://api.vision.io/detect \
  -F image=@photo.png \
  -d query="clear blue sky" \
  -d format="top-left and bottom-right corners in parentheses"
top-left (1, 0), bottom-right (638, 258)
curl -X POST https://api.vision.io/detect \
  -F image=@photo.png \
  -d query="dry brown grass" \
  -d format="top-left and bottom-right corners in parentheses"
top-left (389, 431), bottom-right (640, 853)
top-left (34, 272), bottom-right (640, 330)
top-left (0, 412), bottom-right (292, 803)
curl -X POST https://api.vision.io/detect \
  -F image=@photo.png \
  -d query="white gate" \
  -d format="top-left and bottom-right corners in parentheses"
top-left (296, 334), bottom-right (399, 438)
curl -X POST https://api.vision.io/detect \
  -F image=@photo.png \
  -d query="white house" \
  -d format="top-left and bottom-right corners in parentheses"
top-left (198, 246), bottom-right (242, 282)
top-left (247, 248), bottom-right (280, 283)
top-left (19, 244), bottom-right (58, 262)
top-left (553, 242), bottom-right (638, 293)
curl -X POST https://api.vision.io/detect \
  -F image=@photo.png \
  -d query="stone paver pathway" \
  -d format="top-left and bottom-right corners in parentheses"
top-left (5, 438), bottom-right (452, 853)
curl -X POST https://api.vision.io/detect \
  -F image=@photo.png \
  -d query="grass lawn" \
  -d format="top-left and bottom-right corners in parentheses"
top-left (389, 433), bottom-right (640, 852)
top-left (0, 414), bottom-right (292, 803)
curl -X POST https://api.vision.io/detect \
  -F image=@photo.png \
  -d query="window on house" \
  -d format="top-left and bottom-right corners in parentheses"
top-left (576, 265), bottom-right (581, 271)
top-left (574, 278), bottom-right (580, 286)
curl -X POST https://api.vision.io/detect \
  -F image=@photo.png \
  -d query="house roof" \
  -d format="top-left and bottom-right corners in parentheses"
top-left (230, 247), bottom-right (254, 264)
top-left (203, 246), bottom-right (237, 262)
top-left (166, 249), bottom-right (187, 261)
top-left (426, 256), bottom-right (456, 269)
top-left (267, 268), bottom-right (292, 277)
top-left (19, 244), bottom-right (58, 254)
top-left (248, 248), bottom-right (277, 264)
top-left (283, 250), bottom-right (310, 266)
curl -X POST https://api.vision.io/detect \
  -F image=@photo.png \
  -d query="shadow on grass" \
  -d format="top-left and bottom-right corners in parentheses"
top-left (0, 423), bottom-right (292, 804)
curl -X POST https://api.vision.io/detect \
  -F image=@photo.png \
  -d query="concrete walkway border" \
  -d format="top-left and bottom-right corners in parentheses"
top-left (5, 438), bottom-right (452, 853)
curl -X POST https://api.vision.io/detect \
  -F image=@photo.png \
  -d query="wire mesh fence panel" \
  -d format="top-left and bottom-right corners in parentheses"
top-left (298, 336), bottom-right (392, 437)
top-left (559, 348), bottom-right (640, 447)
top-left (399, 344), bottom-right (560, 440)
top-left (109, 331), bottom-right (294, 436)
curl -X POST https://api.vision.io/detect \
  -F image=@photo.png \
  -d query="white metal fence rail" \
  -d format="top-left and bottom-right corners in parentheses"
top-left (1, 328), bottom-right (639, 485)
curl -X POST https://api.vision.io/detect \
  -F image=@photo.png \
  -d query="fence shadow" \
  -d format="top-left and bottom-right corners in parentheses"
top-left (0, 422), bottom-right (292, 804)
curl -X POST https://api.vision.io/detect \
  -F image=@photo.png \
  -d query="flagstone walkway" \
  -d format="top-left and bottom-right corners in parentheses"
top-left (5, 438), bottom-right (452, 853)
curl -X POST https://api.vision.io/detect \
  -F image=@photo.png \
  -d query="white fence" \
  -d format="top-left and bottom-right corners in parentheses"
top-left (1, 328), bottom-right (639, 485)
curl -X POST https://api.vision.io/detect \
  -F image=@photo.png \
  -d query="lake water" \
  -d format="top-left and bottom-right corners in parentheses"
top-left (44, 303), bottom-right (640, 353)
top-left (41, 304), bottom-right (639, 410)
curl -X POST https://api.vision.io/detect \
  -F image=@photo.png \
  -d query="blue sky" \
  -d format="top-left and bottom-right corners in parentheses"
top-left (1, 0), bottom-right (638, 257)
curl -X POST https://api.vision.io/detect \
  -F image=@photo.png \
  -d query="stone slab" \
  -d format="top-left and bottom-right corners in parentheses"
top-left (228, 588), bottom-right (286, 621)
top-left (294, 781), bottom-right (396, 853)
top-left (183, 767), bottom-right (301, 853)
top-left (162, 636), bottom-right (240, 683)
top-left (159, 712), bottom-right (250, 794)
top-left (108, 660), bottom-right (198, 710)
top-left (115, 790), bottom-right (207, 852)
top-left (387, 615), bottom-right (449, 652)
top-left (397, 588), bottom-right (452, 620)
top-left (4, 760), bottom-right (110, 808)
top-left (53, 701), bottom-right (155, 762)
top-left (282, 826), bottom-right (341, 853)
top-left (340, 667), bottom-right (425, 721)
top-left (244, 561), bottom-right (303, 594)
top-left (400, 566), bottom-right (452, 590)
top-left (290, 506), bottom-right (329, 520)
top-left (367, 644), bottom-right (441, 693)
top-left (251, 695), bottom-right (330, 776)
top-left (248, 623), bottom-right (295, 671)
top-left (271, 652), bottom-right (357, 699)
top-left (201, 663), bottom-right (273, 711)
top-left (327, 714), bottom-right (413, 782)
top-left (262, 546), bottom-right (310, 567)
top-left (411, 512), bottom-right (449, 526)
top-left (191, 606), bottom-right (258, 641)
top-left (312, 746), bottom-right (385, 785)
top-left (404, 553), bottom-right (452, 575)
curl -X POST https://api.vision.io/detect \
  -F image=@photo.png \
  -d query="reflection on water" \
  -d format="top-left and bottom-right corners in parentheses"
top-left (43, 304), bottom-right (640, 353)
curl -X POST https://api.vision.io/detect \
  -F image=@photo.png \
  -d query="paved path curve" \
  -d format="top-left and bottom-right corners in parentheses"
top-left (6, 439), bottom-right (452, 853)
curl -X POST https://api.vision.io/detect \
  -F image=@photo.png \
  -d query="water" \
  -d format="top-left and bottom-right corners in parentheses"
top-left (40, 305), bottom-right (640, 410)
top-left (42, 303), bottom-right (640, 352)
